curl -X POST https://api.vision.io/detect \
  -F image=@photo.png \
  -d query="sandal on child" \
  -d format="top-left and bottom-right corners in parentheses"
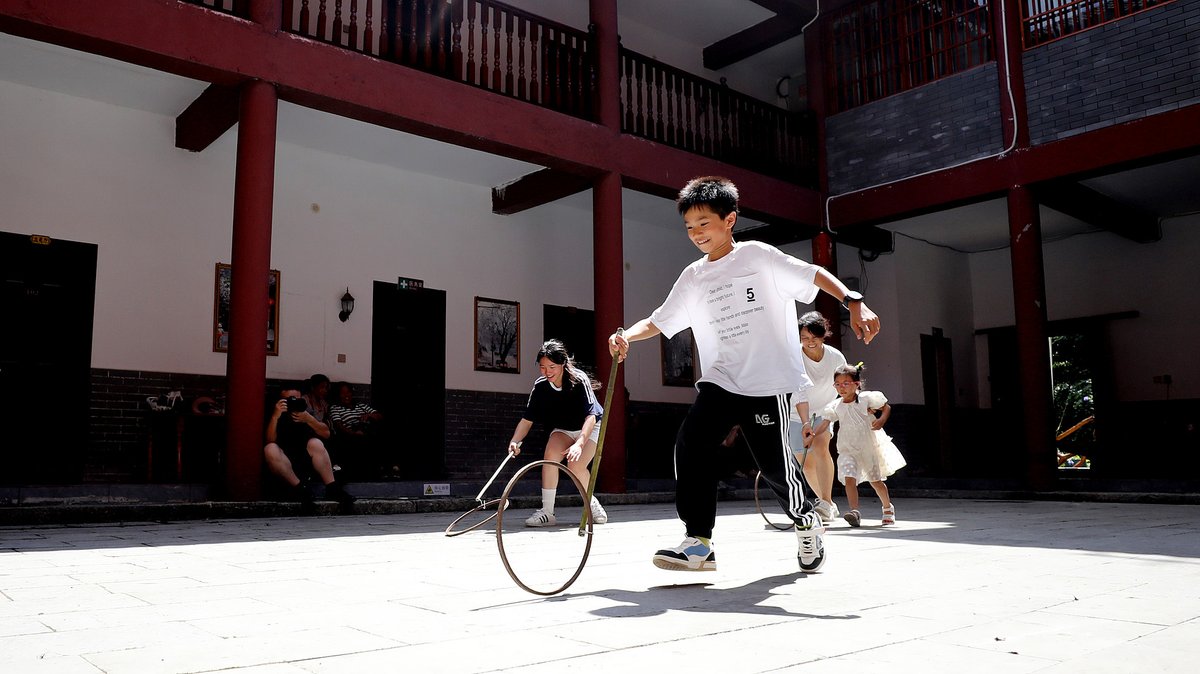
top-left (882, 504), bottom-right (896, 526)
top-left (843, 509), bottom-right (861, 527)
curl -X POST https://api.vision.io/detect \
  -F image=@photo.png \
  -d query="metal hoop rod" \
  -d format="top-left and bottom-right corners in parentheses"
top-left (475, 446), bottom-right (517, 503)
top-left (444, 498), bottom-right (508, 537)
top-left (578, 327), bottom-right (623, 537)
top-left (754, 470), bottom-right (795, 531)
top-left (497, 459), bottom-right (593, 595)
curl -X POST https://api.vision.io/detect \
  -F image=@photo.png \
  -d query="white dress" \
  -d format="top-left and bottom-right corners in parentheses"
top-left (821, 391), bottom-right (907, 484)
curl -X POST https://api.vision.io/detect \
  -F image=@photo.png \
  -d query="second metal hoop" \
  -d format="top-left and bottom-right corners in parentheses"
top-left (496, 459), bottom-right (594, 596)
top-left (753, 470), bottom-right (795, 531)
top-left (444, 498), bottom-right (509, 537)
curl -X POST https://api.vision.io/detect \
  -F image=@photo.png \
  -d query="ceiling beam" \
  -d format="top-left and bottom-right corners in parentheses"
top-left (735, 221), bottom-right (892, 253)
top-left (702, 1), bottom-right (817, 71)
top-left (1033, 181), bottom-right (1161, 243)
top-left (175, 84), bottom-right (239, 152)
top-left (492, 169), bottom-right (593, 215)
top-left (703, 13), bottom-right (812, 71)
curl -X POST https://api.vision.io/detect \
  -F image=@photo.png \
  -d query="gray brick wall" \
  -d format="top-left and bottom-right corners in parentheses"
top-left (826, 64), bottom-right (1003, 194)
top-left (88, 369), bottom-right (371, 482)
top-left (89, 369), bottom-right (231, 481)
top-left (85, 371), bottom-right (690, 485)
top-left (1025, 1), bottom-right (1200, 144)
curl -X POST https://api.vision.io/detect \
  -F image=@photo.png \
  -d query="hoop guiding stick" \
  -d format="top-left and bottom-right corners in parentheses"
top-left (577, 327), bottom-right (623, 537)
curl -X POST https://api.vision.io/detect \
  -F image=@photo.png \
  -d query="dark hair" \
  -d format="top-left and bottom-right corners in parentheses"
top-left (333, 381), bottom-right (353, 397)
top-left (308, 373), bottom-right (330, 387)
top-left (536, 339), bottom-right (600, 391)
top-left (833, 362), bottom-right (865, 384)
top-left (798, 311), bottom-right (831, 339)
top-left (677, 176), bottom-right (739, 218)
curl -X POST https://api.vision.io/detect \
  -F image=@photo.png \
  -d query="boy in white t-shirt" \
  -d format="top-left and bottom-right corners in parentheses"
top-left (608, 176), bottom-right (881, 574)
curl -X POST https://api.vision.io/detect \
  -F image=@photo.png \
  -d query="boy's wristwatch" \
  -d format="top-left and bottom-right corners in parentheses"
top-left (842, 290), bottom-right (864, 308)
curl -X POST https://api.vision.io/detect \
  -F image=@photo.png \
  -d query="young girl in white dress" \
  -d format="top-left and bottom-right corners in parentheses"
top-left (811, 363), bottom-right (906, 526)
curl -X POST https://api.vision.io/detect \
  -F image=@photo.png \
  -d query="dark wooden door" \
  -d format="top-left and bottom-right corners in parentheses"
top-left (920, 329), bottom-right (955, 475)
top-left (0, 231), bottom-right (96, 483)
top-left (371, 280), bottom-right (447, 479)
top-left (542, 305), bottom-right (595, 372)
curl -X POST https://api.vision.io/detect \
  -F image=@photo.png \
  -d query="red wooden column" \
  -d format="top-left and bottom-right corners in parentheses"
top-left (804, 14), bottom-right (842, 346)
top-left (811, 232), bottom-right (842, 345)
top-left (589, 0), bottom-right (625, 493)
top-left (593, 171), bottom-right (625, 494)
top-left (224, 79), bottom-right (278, 501)
top-left (994, 0), bottom-right (1054, 488)
top-left (1007, 186), bottom-right (1054, 489)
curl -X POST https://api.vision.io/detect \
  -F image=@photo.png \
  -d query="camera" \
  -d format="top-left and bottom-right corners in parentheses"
top-left (285, 396), bottom-right (308, 413)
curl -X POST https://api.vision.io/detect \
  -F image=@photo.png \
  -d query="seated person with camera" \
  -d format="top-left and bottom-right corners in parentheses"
top-left (263, 384), bottom-right (355, 510)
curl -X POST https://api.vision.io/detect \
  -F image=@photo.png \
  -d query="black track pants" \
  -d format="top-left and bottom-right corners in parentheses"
top-left (673, 383), bottom-right (812, 539)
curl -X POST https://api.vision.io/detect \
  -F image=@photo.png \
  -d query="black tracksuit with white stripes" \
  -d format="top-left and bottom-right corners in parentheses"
top-left (674, 382), bottom-right (811, 539)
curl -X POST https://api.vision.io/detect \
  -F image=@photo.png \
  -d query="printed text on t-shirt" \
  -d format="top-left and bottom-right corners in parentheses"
top-left (706, 282), bottom-right (765, 341)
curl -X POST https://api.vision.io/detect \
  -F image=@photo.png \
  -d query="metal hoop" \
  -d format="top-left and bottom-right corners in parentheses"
top-left (496, 459), bottom-right (593, 596)
top-left (444, 498), bottom-right (509, 537)
top-left (445, 450), bottom-right (517, 537)
top-left (753, 470), bottom-right (794, 531)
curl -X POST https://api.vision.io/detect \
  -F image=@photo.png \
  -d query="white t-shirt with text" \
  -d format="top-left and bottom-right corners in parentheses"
top-left (651, 241), bottom-right (820, 397)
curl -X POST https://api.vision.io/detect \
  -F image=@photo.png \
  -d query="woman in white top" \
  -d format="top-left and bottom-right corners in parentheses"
top-left (790, 312), bottom-right (847, 523)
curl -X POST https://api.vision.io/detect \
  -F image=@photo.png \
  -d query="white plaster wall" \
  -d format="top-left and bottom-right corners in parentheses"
top-left (836, 243), bottom-right (905, 403)
top-left (0, 79), bottom-right (701, 401)
top-left (775, 239), bottom-right (907, 403)
top-left (892, 235), bottom-right (979, 407)
top-left (970, 216), bottom-right (1200, 402)
top-left (0, 78), bottom-right (237, 375)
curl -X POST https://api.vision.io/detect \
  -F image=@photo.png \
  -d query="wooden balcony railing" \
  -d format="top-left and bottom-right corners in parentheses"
top-left (621, 49), bottom-right (816, 186)
top-left (1022, 0), bottom-right (1175, 49)
top-left (180, 0), bottom-right (246, 17)
top-left (283, 0), bottom-right (593, 118)
top-left (179, 1), bottom-right (815, 184)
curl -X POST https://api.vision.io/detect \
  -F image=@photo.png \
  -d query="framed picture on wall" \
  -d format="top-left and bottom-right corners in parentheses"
top-left (213, 262), bottom-right (281, 356)
top-left (474, 296), bottom-right (520, 373)
top-left (661, 328), bottom-right (696, 387)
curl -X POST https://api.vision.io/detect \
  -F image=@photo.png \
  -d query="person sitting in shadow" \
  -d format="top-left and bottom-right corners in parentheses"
top-left (263, 382), bottom-right (355, 512)
top-left (302, 373), bottom-right (331, 424)
top-left (327, 381), bottom-right (393, 480)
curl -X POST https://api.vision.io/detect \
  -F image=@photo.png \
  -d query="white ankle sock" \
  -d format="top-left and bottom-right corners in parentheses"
top-left (541, 488), bottom-right (556, 515)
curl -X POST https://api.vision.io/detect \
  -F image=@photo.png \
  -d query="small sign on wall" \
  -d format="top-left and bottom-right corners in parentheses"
top-left (423, 483), bottom-right (451, 496)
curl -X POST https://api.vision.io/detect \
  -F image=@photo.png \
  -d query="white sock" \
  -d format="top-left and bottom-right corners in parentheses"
top-left (541, 488), bottom-right (556, 515)
top-left (590, 496), bottom-right (601, 508)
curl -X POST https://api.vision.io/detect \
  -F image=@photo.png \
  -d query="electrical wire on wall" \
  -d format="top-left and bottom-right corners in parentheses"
top-left (820, 0), bottom-right (1022, 240)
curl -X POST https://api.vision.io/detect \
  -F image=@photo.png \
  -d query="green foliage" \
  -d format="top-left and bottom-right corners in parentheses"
top-left (1051, 334), bottom-right (1095, 463)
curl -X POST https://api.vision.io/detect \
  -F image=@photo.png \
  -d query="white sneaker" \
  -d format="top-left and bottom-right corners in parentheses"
top-left (796, 512), bottom-right (827, 573)
top-left (524, 509), bottom-right (556, 527)
top-left (590, 499), bottom-right (609, 525)
top-left (812, 498), bottom-right (834, 523)
top-left (652, 536), bottom-right (716, 571)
